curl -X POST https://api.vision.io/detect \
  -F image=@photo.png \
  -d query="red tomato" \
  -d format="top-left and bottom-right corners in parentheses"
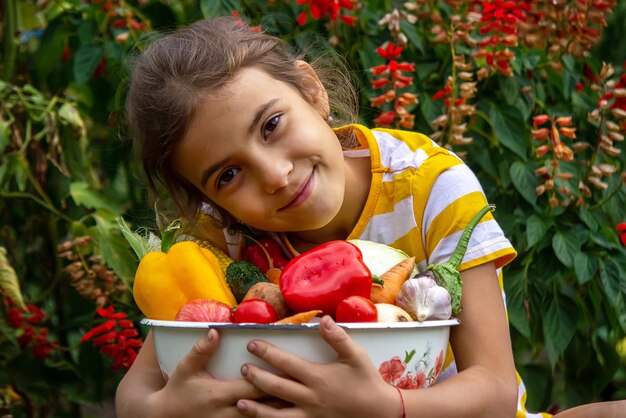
top-left (335, 296), bottom-right (378, 323)
top-left (233, 299), bottom-right (278, 324)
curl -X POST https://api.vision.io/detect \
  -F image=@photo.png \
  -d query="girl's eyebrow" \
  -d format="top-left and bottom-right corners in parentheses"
top-left (248, 98), bottom-right (279, 135)
top-left (200, 98), bottom-right (280, 188)
top-left (200, 156), bottom-right (228, 188)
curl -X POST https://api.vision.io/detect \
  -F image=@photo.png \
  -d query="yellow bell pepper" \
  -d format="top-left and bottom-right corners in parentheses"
top-left (133, 241), bottom-right (237, 320)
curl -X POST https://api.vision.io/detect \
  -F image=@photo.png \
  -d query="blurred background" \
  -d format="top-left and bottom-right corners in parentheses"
top-left (1, 0), bottom-right (625, 416)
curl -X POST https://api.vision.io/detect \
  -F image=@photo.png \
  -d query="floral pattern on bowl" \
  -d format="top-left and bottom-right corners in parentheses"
top-left (379, 343), bottom-right (445, 389)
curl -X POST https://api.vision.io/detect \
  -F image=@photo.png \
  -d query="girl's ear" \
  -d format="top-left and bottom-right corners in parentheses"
top-left (295, 60), bottom-right (330, 118)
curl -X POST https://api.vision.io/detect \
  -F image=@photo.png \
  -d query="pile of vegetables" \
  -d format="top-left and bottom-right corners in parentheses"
top-left (132, 205), bottom-right (494, 324)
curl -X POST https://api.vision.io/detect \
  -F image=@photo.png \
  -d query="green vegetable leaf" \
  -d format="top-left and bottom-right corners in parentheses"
top-left (542, 292), bottom-right (578, 368)
top-left (94, 210), bottom-right (138, 289)
top-left (116, 217), bottom-right (150, 260)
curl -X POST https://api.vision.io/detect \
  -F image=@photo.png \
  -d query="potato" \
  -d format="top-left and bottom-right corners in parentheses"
top-left (242, 282), bottom-right (289, 319)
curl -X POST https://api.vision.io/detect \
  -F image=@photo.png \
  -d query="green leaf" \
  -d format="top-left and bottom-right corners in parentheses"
top-left (200, 0), bottom-right (240, 18)
top-left (488, 103), bottom-right (528, 158)
top-left (552, 230), bottom-right (581, 268)
top-left (0, 247), bottom-right (26, 309)
top-left (526, 214), bottom-right (547, 247)
top-left (498, 77), bottom-right (518, 105)
top-left (1, 153), bottom-right (28, 191)
top-left (116, 217), bottom-right (150, 260)
top-left (542, 293), bottom-right (578, 368)
top-left (160, 219), bottom-right (182, 253)
top-left (509, 161), bottom-right (538, 206)
top-left (401, 19), bottom-right (424, 53)
top-left (573, 252), bottom-right (598, 284)
top-left (599, 259), bottom-right (624, 307)
top-left (70, 182), bottom-right (121, 214)
top-left (77, 20), bottom-right (98, 46)
top-left (32, 19), bottom-right (70, 82)
top-left (578, 205), bottom-right (599, 232)
top-left (73, 44), bottom-right (103, 85)
top-left (0, 121), bottom-right (10, 153)
top-left (94, 210), bottom-right (138, 288)
top-left (503, 270), bottom-right (530, 339)
top-left (58, 103), bottom-right (85, 129)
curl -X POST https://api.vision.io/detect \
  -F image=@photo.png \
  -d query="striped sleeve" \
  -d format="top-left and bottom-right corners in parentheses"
top-left (419, 162), bottom-right (516, 272)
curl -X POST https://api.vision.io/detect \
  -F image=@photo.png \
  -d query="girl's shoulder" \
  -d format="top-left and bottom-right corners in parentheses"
top-left (336, 124), bottom-right (463, 176)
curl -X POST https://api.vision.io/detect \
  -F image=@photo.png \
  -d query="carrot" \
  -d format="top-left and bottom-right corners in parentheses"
top-left (243, 282), bottom-right (289, 319)
top-left (265, 267), bottom-right (282, 285)
top-left (274, 310), bottom-right (322, 324)
top-left (370, 257), bottom-right (415, 304)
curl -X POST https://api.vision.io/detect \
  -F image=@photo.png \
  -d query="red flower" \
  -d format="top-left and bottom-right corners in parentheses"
top-left (617, 223), bottom-right (626, 246)
top-left (373, 111), bottom-right (396, 127)
top-left (297, 0), bottom-right (356, 26)
top-left (7, 307), bottom-right (23, 329)
top-left (81, 305), bottom-right (142, 370)
top-left (26, 305), bottom-right (45, 324)
top-left (376, 43), bottom-right (403, 60)
top-left (433, 350), bottom-right (444, 380)
top-left (396, 373), bottom-right (420, 389)
top-left (378, 356), bottom-right (406, 383)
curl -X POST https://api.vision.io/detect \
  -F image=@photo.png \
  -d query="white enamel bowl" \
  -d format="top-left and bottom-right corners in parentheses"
top-left (142, 318), bottom-right (459, 389)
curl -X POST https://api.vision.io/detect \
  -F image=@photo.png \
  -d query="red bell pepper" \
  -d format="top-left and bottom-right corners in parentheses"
top-left (244, 237), bottom-right (288, 272)
top-left (279, 240), bottom-right (374, 316)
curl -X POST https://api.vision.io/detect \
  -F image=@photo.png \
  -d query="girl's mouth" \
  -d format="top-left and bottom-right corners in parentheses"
top-left (280, 169), bottom-right (315, 211)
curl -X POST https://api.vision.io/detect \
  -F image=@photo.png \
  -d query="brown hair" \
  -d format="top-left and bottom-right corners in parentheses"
top-left (126, 16), bottom-right (358, 230)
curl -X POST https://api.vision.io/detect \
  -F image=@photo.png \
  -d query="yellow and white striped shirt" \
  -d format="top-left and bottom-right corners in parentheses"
top-left (340, 124), bottom-right (550, 418)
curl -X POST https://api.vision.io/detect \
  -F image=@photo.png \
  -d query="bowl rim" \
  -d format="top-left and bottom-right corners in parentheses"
top-left (140, 318), bottom-right (460, 330)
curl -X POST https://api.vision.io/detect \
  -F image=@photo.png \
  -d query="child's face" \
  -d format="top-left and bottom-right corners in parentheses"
top-left (172, 67), bottom-right (348, 234)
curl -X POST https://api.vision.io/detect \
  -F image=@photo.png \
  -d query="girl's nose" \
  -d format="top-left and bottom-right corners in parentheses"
top-left (258, 156), bottom-right (292, 194)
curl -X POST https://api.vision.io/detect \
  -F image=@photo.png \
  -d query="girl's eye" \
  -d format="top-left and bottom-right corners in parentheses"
top-left (263, 115), bottom-right (280, 138)
top-left (217, 167), bottom-right (240, 188)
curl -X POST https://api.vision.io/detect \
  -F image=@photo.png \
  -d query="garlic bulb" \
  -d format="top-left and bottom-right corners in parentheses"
top-left (395, 275), bottom-right (452, 321)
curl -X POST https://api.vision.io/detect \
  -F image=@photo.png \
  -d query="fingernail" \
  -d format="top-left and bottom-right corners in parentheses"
top-left (237, 400), bottom-right (248, 411)
top-left (240, 364), bottom-right (248, 376)
top-left (325, 316), bottom-right (335, 331)
top-left (247, 341), bottom-right (257, 352)
top-left (206, 330), bottom-right (214, 341)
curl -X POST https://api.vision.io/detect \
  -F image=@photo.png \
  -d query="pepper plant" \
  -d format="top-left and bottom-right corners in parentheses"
top-left (1, 0), bottom-right (625, 416)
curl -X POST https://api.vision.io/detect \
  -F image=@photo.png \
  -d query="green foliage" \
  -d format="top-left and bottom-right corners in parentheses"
top-left (0, 0), bottom-right (625, 415)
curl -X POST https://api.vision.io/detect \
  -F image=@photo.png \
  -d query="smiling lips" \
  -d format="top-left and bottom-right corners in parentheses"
top-left (280, 170), bottom-right (315, 211)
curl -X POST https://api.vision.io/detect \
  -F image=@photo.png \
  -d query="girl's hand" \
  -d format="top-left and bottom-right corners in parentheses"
top-left (148, 329), bottom-right (266, 418)
top-left (236, 316), bottom-right (401, 418)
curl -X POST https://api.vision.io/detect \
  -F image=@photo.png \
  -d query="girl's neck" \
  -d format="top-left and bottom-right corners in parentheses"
top-left (288, 154), bottom-right (371, 253)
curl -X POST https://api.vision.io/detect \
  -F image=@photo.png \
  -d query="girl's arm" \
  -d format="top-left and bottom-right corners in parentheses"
top-left (236, 261), bottom-right (518, 418)
top-left (115, 330), bottom-right (265, 418)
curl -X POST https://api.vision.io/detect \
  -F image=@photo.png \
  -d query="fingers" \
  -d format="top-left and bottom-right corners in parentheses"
top-left (237, 399), bottom-right (302, 418)
top-left (319, 316), bottom-right (368, 365)
top-left (240, 359), bottom-right (310, 404)
top-left (174, 329), bottom-right (220, 378)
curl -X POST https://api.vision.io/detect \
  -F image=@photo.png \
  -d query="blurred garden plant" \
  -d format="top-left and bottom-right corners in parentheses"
top-left (1, 0), bottom-right (625, 416)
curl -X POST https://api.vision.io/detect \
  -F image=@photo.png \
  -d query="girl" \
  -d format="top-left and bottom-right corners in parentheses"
top-left (116, 16), bottom-right (624, 418)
